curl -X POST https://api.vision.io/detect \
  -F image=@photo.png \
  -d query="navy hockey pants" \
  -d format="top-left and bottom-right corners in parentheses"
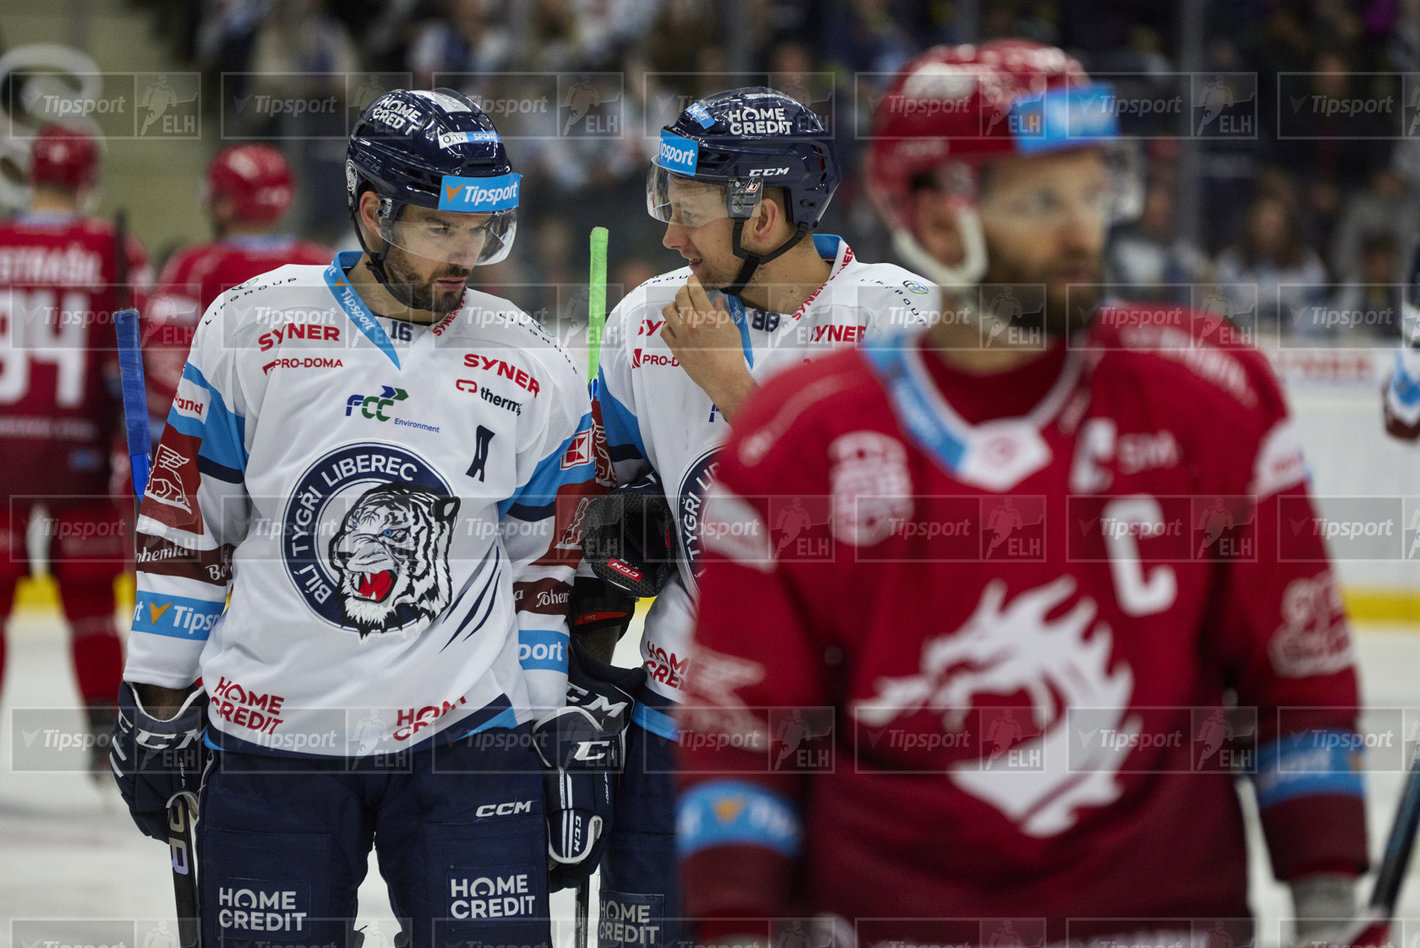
top-left (197, 726), bottom-right (550, 948)
top-left (597, 692), bottom-right (686, 948)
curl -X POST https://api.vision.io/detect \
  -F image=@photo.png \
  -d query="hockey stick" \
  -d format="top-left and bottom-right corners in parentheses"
top-left (114, 308), bottom-right (201, 948)
top-left (573, 224), bottom-right (609, 948)
top-left (1368, 737), bottom-right (1420, 918)
top-left (586, 225), bottom-right (609, 385)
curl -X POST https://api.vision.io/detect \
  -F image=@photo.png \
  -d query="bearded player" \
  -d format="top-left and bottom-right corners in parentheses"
top-left (109, 90), bottom-right (625, 948)
top-left (678, 42), bottom-right (1370, 948)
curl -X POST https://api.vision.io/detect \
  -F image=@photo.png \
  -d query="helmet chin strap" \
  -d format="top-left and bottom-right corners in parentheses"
top-left (348, 201), bottom-right (421, 309)
top-left (722, 219), bottom-right (813, 300)
top-left (889, 207), bottom-right (1021, 343)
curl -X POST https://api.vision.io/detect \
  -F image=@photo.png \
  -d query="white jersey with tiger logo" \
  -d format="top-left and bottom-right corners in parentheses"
top-left (595, 235), bottom-right (933, 702)
top-left (123, 251), bottom-right (602, 757)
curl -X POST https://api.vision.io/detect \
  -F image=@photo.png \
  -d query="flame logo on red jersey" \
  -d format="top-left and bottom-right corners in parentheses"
top-left (855, 576), bottom-right (1139, 837)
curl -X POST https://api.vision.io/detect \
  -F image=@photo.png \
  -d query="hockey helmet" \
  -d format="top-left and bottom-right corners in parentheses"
top-left (204, 144), bottom-right (294, 223)
top-left (648, 87), bottom-right (839, 297)
top-left (347, 88), bottom-right (519, 274)
top-left (867, 40), bottom-right (1141, 288)
top-left (29, 123), bottom-right (100, 191)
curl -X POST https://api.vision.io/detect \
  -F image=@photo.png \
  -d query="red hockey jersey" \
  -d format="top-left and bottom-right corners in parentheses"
top-left (144, 235), bottom-right (331, 420)
top-left (0, 213), bottom-right (150, 498)
top-left (679, 305), bottom-right (1367, 947)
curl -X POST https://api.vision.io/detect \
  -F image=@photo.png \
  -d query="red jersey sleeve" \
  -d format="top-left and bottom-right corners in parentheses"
top-left (1200, 342), bottom-right (1368, 881)
top-left (678, 365), bottom-right (846, 936)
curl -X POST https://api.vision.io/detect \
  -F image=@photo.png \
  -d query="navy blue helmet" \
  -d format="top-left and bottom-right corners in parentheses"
top-left (346, 88), bottom-right (519, 269)
top-left (649, 87), bottom-right (839, 229)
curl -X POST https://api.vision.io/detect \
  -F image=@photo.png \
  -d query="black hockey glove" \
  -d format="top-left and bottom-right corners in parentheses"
top-left (532, 637), bottom-right (645, 890)
top-left (582, 470), bottom-right (677, 598)
top-left (111, 681), bottom-right (208, 841)
top-left (569, 573), bottom-right (637, 664)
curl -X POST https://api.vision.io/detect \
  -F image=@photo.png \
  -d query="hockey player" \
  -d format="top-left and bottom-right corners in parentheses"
top-left (144, 143), bottom-right (331, 427)
top-left (678, 42), bottom-right (1370, 947)
top-left (583, 87), bottom-right (931, 947)
top-left (0, 123), bottom-right (151, 771)
top-left (109, 89), bottom-right (621, 948)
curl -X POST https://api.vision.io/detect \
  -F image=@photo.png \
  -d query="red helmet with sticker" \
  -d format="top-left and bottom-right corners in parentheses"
top-left (29, 123), bottom-right (100, 190)
top-left (205, 144), bottom-right (294, 222)
top-left (867, 40), bottom-right (1137, 288)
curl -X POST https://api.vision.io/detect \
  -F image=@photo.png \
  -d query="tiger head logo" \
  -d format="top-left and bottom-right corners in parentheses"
top-left (328, 484), bottom-right (461, 636)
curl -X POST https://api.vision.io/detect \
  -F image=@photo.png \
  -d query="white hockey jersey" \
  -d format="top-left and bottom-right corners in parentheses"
top-left (124, 252), bottom-right (603, 757)
top-left (595, 235), bottom-right (932, 703)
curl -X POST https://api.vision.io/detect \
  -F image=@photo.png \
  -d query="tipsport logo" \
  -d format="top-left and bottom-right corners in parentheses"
top-left (437, 173), bottom-right (520, 212)
top-left (658, 130), bottom-right (699, 175)
top-left (7, 71), bottom-right (200, 139)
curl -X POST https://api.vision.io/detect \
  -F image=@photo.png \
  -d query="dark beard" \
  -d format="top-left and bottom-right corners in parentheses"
top-left (980, 264), bottom-right (1102, 340)
top-left (382, 250), bottom-right (470, 317)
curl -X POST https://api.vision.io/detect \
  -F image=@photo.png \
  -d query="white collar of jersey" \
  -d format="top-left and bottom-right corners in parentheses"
top-left (715, 234), bottom-right (855, 369)
top-left (862, 327), bottom-right (1083, 491)
top-left (324, 250), bottom-right (400, 369)
top-left (793, 234), bottom-right (852, 323)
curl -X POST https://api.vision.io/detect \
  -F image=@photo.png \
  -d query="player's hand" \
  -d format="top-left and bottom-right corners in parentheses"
top-left (581, 469), bottom-right (677, 599)
top-left (660, 275), bottom-right (756, 421)
top-left (532, 639), bottom-right (642, 890)
top-left (111, 680), bottom-right (208, 841)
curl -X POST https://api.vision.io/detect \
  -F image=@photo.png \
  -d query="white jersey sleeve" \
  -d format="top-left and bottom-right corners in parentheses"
top-left (126, 293), bottom-right (252, 689)
top-left (595, 286), bottom-right (655, 485)
top-left (494, 328), bottom-right (599, 715)
top-left (122, 253), bottom-right (600, 756)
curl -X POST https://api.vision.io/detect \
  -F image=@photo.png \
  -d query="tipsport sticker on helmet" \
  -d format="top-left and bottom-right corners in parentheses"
top-left (438, 129), bottom-right (502, 150)
top-left (1012, 82), bottom-right (1120, 154)
top-left (657, 130), bottom-right (699, 175)
top-left (438, 172), bottom-right (521, 212)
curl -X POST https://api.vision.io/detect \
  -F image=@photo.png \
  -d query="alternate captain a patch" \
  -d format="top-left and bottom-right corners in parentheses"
top-left (281, 443), bottom-right (457, 636)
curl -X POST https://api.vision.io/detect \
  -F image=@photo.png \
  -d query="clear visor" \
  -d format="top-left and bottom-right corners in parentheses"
top-left (380, 205), bottom-right (517, 267)
top-left (932, 141), bottom-right (1142, 229)
top-left (646, 165), bottom-right (764, 225)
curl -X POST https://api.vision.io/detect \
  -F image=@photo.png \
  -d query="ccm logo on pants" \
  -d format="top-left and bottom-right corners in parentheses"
top-left (475, 800), bottom-right (533, 818)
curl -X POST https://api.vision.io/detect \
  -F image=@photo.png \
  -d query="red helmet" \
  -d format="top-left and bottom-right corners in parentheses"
top-left (29, 123), bottom-right (100, 190)
top-left (204, 144), bottom-right (294, 222)
top-left (867, 40), bottom-right (1136, 287)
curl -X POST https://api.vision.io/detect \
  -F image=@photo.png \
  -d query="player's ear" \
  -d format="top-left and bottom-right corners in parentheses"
top-left (746, 188), bottom-right (787, 250)
top-left (912, 189), bottom-right (967, 268)
top-left (357, 190), bottom-right (385, 248)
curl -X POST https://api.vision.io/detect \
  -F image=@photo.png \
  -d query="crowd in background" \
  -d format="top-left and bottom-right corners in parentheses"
top-left (111, 0), bottom-right (1420, 344)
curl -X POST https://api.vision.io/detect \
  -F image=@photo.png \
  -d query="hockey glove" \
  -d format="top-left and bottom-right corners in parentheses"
top-left (532, 637), bottom-right (645, 889)
top-left (582, 470), bottom-right (677, 597)
top-left (570, 573), bottom-right (638, 664)
top-left (111, 680), bottom-right (208, 841)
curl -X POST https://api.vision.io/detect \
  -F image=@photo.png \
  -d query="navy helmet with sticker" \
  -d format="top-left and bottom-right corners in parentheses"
top-left (649, 87), bottom-right (840, 298)
top-left (346, 88), bottom-right (519, 271)
top-left (649, 86), bottom-right (839, 229)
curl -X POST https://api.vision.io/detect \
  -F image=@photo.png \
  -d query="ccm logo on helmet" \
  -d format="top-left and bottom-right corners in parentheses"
top-left (658, 131), bottom-right (698, 175)
top-left (746, 166), bottom-right (789, 177)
